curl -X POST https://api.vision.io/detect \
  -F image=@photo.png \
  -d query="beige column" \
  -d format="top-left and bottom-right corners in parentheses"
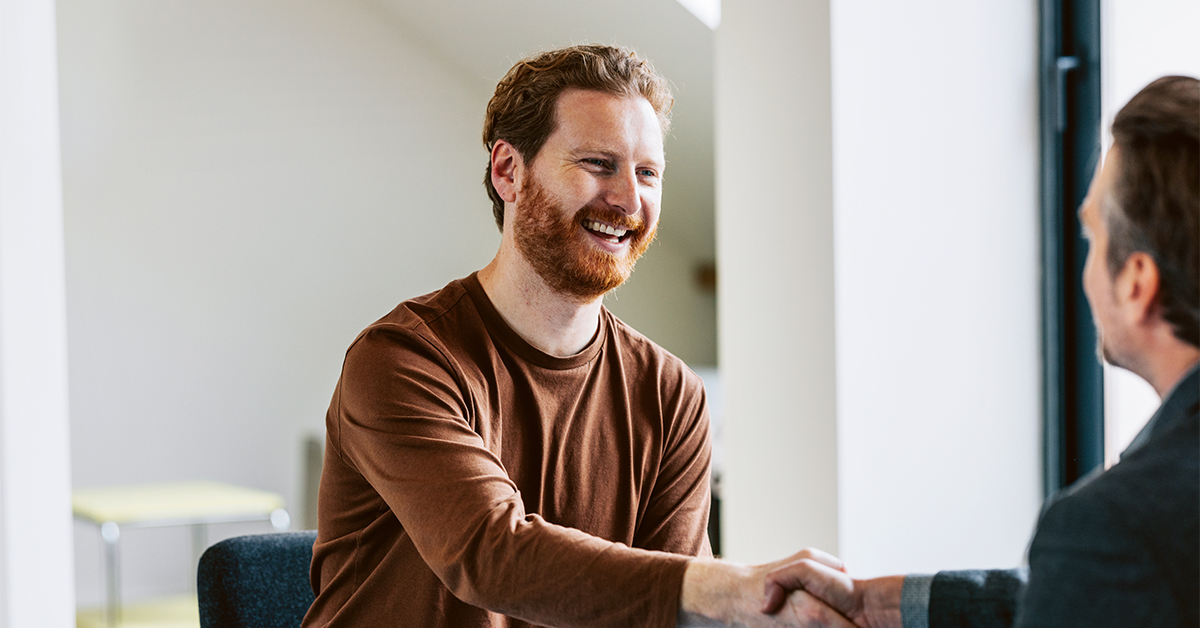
top-left (715, 0), bottom-right (838, 562)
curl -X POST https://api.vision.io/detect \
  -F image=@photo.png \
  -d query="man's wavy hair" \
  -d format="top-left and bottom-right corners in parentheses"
top-left (482, 44), bottom-right (673, 232)
top-left (1103, 75), bottom-right (1199, 347)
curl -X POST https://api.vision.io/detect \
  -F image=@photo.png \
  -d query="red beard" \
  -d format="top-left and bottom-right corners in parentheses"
top-left (513, 173), bottom-right (657, 300)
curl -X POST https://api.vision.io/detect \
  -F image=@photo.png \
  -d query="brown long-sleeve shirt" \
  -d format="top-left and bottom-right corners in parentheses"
top-left (302, 273), bottom-right (713, 628)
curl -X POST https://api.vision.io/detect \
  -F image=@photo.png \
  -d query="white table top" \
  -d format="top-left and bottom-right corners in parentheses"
top-left (73, 481), bottom-right (284, 525)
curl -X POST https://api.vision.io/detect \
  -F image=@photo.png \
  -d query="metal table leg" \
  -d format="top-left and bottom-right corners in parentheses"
top-left (269, 508), bottom-right (291, 531)
top-left (190, 522), bottom-right (209, 594)
top-left (100, 521), bottom-right (122, 627)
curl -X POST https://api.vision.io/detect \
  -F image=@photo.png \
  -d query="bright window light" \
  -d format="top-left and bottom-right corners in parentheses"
top-left (676, 0), bottom-right (720, 29)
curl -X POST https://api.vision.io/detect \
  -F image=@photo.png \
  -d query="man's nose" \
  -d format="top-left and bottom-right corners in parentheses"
top-left (605, 170), bottom-right (641, 216)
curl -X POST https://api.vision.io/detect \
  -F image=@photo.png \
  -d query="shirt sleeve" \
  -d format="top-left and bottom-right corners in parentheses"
top-left (332, 324), bottom-right (690, 628)
top-left (631, 369), bottom-right (714, 557)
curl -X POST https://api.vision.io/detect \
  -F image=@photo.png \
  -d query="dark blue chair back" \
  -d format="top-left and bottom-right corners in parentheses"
top-left (198, 531), bottom-right (318, 628)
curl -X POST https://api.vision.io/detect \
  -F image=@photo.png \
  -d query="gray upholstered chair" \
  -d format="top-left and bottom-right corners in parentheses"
top-left (197, 531), bottom-right (317, 628)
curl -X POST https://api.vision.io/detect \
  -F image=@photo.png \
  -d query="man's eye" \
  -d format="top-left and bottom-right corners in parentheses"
top-left (638, 169), bottom-right (658, 178)
top-left (584, 158), bottom-right (609, 168)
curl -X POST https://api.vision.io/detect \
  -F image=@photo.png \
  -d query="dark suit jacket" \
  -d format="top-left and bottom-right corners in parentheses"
top-left (928, 366), bottom-right (1199, 628)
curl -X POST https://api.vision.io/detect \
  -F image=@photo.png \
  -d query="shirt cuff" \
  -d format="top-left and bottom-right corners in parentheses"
top-left (900, 574), bottom-right (934, 628)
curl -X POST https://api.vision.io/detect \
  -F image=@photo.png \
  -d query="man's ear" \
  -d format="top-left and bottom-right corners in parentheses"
top-left (1116, 251), bottom-right (1162, 324)
top-left (490, 140), bottom-right (523, 204)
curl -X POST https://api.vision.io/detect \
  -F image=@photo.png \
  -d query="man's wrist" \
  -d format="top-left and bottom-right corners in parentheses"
top-left (857, 575), bottom-right (906, 628)
top-left (678, 559), bottom-right (751, 627)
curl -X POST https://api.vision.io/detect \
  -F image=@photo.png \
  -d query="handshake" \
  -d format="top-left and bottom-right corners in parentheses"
top-left (759, 549), bottom-right (903, 628)
top-left (680, 548), bottom-right (905, 628)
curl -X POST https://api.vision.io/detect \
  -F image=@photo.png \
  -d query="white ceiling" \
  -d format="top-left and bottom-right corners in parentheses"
top-left (366, 0), bottom-right (716, 258)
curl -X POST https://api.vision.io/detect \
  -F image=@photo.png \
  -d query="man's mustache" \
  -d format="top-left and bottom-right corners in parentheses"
top-left (574, 204), bottom-right (646, 235)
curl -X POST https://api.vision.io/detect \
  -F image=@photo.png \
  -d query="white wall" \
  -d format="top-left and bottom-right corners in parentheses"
top-left (58, 0), bottom-right (499, 604)
top-left (717, 0), bottom-right (1042, 575)
top-left (607, 237), bottom-right (717, 367)
top-left (831, 0), bottom-right (1042, 576)
top-left (717, 0), bottom-right (839, 562)
top-left (0, 0), bottom-right (76, 624)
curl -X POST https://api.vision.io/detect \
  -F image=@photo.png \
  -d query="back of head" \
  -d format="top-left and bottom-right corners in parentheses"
top-left (481, 44), bottom-right (673, 231)
top-left (1106, 75), bottom-right (1200, 347)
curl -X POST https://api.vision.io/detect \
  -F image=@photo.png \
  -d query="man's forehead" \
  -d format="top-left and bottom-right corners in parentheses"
top-left (1080, 146), bottom-right (1120, 220)
top-left (553, 88), bottom-right (657, 120)
top-left (550, 89), bottom-right (665, 157)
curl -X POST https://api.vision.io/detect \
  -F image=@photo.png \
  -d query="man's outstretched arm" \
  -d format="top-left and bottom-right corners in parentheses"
top-left (680, 550), bottom-right (859, 628)
top-left (762, 555), bottom-right (1026, 628)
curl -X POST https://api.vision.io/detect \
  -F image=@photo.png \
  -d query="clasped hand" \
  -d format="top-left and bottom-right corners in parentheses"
top-left (757, 548), bottom-right (901, 628)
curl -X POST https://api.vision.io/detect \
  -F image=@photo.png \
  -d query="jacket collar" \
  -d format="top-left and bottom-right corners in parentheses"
top-left (1122, 363), bottom-right (1200, 459)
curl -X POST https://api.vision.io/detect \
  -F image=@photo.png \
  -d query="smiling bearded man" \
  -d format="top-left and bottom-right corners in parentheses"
top-left (302, 44), bottom-right (838, 628)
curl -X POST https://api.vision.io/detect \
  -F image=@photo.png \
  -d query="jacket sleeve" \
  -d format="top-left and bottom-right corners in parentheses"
top-left (332, 324), bottom-right (690, 628)
top-left (924, 569), bottom-right (1026, 628)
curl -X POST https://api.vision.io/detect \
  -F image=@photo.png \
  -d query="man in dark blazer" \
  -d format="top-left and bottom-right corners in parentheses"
top-left (761, 75), bottom-right (1200, 628)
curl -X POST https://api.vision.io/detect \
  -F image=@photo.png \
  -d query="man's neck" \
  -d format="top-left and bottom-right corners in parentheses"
top-left (477, 249), bottom-right (604, 358)
top-left (1129, 325), bottom-right (1200, 398)
top-left (1144, 349), bottom-right (1200, 399)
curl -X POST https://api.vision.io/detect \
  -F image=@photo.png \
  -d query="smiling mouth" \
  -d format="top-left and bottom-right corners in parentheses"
top-left (582, 219), bottom-right (632, 244)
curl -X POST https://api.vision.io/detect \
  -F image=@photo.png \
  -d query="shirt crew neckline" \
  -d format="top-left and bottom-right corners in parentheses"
top-left (462, 272), bottom-right (605, 370)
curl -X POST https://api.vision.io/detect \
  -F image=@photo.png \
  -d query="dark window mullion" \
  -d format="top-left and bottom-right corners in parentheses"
top-left (1040, 0), bottom-right (1104, 498)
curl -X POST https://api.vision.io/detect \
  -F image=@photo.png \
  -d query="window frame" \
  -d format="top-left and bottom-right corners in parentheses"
top-left (1039, 0), bottom-right (1105, 497)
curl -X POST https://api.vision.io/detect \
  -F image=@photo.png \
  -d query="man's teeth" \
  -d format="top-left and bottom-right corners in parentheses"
top-left (583, 220), bottom-right (627, 237)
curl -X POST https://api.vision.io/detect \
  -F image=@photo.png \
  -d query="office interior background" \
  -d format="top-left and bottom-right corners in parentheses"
top-left (0, 0), bottom-right (1197, 623)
